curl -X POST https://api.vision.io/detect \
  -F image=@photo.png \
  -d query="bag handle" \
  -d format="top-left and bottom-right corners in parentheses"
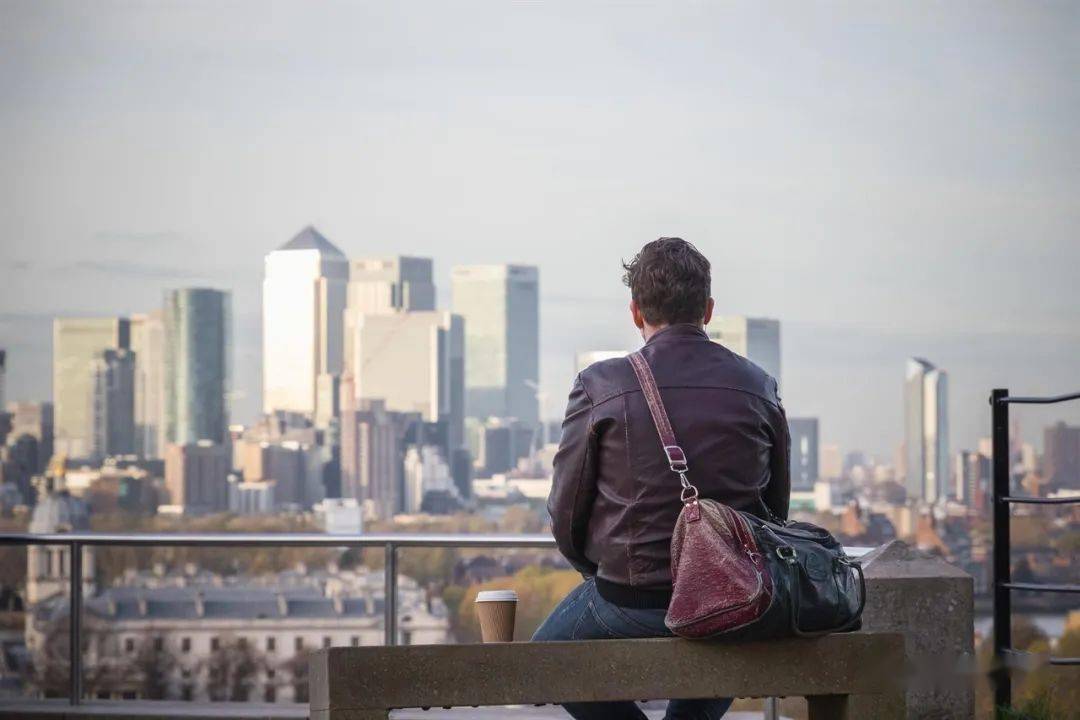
top-left (628, 352), bottom-right (699, 503)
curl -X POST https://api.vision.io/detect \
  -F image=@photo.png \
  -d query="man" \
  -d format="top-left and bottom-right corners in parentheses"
top-left (535, 238), bottom-right (791, 720)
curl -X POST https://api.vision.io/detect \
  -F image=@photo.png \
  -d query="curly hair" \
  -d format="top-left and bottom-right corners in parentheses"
top-left (622, 237), bottom-right (711, 326)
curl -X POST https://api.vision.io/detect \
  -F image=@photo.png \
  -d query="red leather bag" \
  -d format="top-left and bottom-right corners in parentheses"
top-left (628, 351), bottom-right (774, 639)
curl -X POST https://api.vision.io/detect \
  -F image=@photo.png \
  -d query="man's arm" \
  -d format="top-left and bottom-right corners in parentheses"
top-left (762, 384), bottom-right (792, 521)
top-left (547, 374), bottom-right (599, 576)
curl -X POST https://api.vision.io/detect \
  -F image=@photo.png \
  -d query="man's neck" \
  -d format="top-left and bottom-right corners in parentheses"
top-left (642, 321), bottom-right (704, 343)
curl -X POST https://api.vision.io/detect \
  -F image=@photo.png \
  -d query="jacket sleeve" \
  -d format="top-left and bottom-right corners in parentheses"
top-left (547, 374), bottom-right (600, 576)
top-left (762, 383), bottom-right (792, 521)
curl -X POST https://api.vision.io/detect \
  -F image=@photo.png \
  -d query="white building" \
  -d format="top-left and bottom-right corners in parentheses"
top-left (472, 474), bottom-right (553, 503)
top-left (23, 484), bottom-right (447, 703)
top-left (343, 256), bottom-right (436, 379)
top-left (350, 311), bottom-right (465, 451)
top-left (451, 265), bottom-right (539, 425)
top-left (705, 316), bottom-right (781, 387)
top-left (27, 564), bottom-right (448, 703)
top-left (314, 498), bottom-right (364, 534)
top-left (262, 227), bottom-right (348, 416)
top-left (403, 446), bottom-right (457, 514)
top-left (904, 358), bottom-right (949, 504)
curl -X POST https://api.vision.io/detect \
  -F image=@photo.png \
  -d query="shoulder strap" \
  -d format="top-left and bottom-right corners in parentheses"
top-left (627, 351), bottom-right (687, 472)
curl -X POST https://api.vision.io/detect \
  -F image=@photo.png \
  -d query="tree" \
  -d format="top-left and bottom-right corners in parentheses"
top-left (202, 635), bottom-right (265, 702)
top-left (135, 636), bottom-right (177, 700)
top-left (456, 566), bottom-right (580, 643)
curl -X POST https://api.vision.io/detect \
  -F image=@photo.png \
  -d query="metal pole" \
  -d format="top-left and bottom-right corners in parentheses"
top-left (990, 389), bottom-right (1011, 709)
top-left (69, 541), bottom-right (83, 706)
top-left (384, 542), bottom-right (397, 646)
top-left (763, 696), bottom-right (779, 720)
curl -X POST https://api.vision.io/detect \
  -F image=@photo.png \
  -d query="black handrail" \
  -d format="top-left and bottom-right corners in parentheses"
top-left (990, 388), bottom-right (1080, 709)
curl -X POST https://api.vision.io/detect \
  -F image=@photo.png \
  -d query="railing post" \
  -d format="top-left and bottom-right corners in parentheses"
top-left (990, 388), bottom-right (1011, 709)
top-left (384, 542), bottom-right (397, 646)
top-left (69, 541), bottom-right (83, 706)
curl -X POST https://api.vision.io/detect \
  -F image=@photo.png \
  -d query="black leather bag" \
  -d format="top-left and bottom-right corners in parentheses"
top-left (748, 513), bottom-right (866, 638)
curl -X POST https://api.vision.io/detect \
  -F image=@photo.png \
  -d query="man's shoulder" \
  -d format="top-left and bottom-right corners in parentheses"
top-left (577, 355), bottom-right (637, 405)
top-left (575, 343), bottom-right (782, 408)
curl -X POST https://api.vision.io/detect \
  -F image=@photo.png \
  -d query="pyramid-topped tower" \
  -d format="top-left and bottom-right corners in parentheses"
top-left (263, 226), bottom-right (348, 416)
top-left (278, 225), bottom-right (346, 257)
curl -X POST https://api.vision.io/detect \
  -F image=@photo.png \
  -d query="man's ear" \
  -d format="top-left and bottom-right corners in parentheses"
top-left (702, 297), bottom-right (715, 326)
top-left (630, 300), bottom-right (645, 330)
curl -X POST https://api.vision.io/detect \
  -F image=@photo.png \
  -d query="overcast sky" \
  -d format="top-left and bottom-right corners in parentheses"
top-left (1, 1), bottom-right (1078, 458)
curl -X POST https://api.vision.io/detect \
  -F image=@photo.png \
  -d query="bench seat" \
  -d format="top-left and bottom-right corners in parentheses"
top-left (310, 632), bottom-right (905, 720)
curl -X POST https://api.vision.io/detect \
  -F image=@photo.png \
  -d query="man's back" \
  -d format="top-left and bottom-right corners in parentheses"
top-left (548, 322), bottom-right (790, 606)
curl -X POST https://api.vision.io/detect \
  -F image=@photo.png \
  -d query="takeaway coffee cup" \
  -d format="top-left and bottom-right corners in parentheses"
top-left (474, 589), bottom-right (518, 642)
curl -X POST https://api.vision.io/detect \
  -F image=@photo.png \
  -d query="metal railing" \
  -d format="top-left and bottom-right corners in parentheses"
top-left (0, 530), bottom-right (873, 715)
top-left (0, 531), bottom-right (556, 706)
top-left (990, 388), bottom-right (1080, 708)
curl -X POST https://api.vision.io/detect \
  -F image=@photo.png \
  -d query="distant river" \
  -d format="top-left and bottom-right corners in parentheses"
top-left (974, 612), bottom-right (1071, 641)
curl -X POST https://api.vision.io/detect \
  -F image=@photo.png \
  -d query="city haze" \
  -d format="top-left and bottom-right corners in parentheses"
top-left (2, 1), bottom-right (1078, 456)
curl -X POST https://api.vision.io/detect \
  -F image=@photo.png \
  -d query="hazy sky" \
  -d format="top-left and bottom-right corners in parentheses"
top-left (1, 1), bottom-right (1078, 458)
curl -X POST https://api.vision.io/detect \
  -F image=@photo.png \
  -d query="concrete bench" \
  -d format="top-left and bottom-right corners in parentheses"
top-left (309, 632), bottom-right (906, 720)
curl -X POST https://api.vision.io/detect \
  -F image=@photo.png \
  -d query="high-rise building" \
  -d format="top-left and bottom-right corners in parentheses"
top-left (403, 445), bottom-right (456, 514)
top-left (350, 310), bottom-right (465, 453)
top-left (821, 443), bottom-right (843, 480)
top-left (451, 265), bottom-right (539, 424)
top-left (343, 257), bottom-right (436, 377)
top-left (164, 289), bottom-right (230, 445)
top-left (0, 349), bottom-right (6, 409)
top-left (53, 317), bottom-right (130, 458)
top-left (262, 226), bottom-right (348, 415)
top-left (340, 399), bottom-right (411, 519)
top-left (904, 358), bottom-right (949, 504)
top-left (5, 401), bottom-right (54, 473)
top-left (90, 349), bottom-right (136, 458)
top-left (130, 311), bottom-right (165, 458)
top-left (164, 441), bottom-right (229, 513)
top-left (706, 316), bottom-right (781, 386)
top-left (789, 417), bottom-right (819, 491)
top-left (956, 450), bottom-right (991, 511)
top-left (574, 350), bottom-right (628, 375)
top-left (1043, 421), bottom-right (1080, 490)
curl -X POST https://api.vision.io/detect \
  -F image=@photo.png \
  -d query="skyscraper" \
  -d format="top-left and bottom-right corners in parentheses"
top-left (904, 358), bottom-right (949, 504)
top-left (451, 264), bottom-right (539, 424)
top-left (164, 288), bottom-right (230, 445)
top-left (90, 349), bottom-right (136, 458)
top-left (350, 310), bottom-right (465, 451)
top-left (262, 226), bottom-right (348, 415)
top-left (164, 440), bottom-right (229, 514)
top-left (343, 256), bottom-right (436, 379)
top-left (1043, 421), bottom-right (1080, 490)
top-left (340, 398), bottom-right (411, 519)
top-left (706, 316), bottom-right (781, 386)
top-left (5, 401), bottom-right (53, 473)
top-left (789, 417), bottom-right (820, 491)
top-left (53, 317), bottom-right (130, 458)
top-left (130, 311), bottom-right (165, 458)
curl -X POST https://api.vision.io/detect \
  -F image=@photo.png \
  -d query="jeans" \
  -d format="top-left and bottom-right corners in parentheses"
top-left (532, 578), bottom-right (732, 720)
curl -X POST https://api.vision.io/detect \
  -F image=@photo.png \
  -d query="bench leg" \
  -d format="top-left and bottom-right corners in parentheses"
top-left (807, 694), bottom-right (851, 720)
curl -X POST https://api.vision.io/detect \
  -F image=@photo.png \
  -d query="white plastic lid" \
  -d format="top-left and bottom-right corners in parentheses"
top-left (475, 589), bottom-right (518, 603)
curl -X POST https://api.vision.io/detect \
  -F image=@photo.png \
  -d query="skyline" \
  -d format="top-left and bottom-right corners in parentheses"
top-left (2, 1), bottom-right (1079, 455)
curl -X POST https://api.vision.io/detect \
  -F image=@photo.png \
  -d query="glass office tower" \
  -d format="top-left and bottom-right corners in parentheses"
top-left (164, 288), bottom-right (230, 445)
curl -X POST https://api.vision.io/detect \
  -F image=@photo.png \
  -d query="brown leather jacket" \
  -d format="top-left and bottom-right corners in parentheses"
top-left (548, 323), bottom-right (791, 606)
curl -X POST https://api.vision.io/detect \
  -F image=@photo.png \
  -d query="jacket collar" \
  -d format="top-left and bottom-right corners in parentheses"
top-left (644, 323), bottom-right (709, 346)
